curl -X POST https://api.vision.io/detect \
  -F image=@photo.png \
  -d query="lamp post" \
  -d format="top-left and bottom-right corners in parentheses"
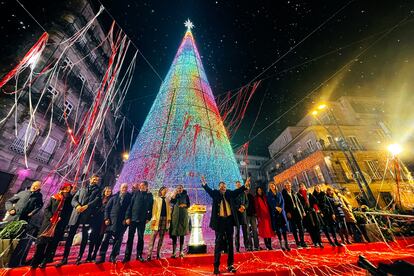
top-left (312, 104), bottom-right (376, 207)
top-left (388, 143), bottom-right (402, 210)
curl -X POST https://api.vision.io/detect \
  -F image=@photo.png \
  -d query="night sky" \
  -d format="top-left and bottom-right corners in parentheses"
top-left (2, 0), bottom-right (414, 156)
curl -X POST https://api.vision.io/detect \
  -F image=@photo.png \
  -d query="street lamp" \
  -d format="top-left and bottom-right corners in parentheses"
top-left (387, 143), bottom-right (403, 210)
top-left (387, 143), bottom-right (402, 157)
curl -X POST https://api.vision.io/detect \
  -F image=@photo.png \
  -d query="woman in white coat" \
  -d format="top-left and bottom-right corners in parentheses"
top-left (147, 186), bottom-right (171, 260)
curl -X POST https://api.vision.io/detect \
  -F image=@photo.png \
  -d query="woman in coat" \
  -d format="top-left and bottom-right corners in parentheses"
top-left (86, 186), bottom-right (112, 262)
top-left (267, 183), bottom-right (290, 251)
top-left (254, 186), bottom-right (274, 250)
top-left (297, 183), bottom-right (323, 248)
top-left (148, 186), bottom-right (171, 260)
top-left (326, 187), bottom-right (351, 244)
top-left (169, 184), bottom-right (190, 258)
top-left (31, 183), bottom-right (73, 268)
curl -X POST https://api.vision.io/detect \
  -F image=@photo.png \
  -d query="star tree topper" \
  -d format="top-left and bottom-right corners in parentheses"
top-left (184, 19), bottom-right (194, 30)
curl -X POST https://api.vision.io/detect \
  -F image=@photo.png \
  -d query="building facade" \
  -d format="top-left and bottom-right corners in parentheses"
top-left (264, 96), bottom-right (414, 210)
top-left (234, 154), bottom-right (268, 182)
top-left (0, 1), bottom-right (121, 209)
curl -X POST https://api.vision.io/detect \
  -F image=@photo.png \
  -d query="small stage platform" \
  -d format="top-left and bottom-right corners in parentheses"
top-left (1, 238), bottom-right (414, 275)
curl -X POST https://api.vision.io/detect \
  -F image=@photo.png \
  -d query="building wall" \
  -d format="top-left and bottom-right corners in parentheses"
top-left (268, 96), bottom-right (414, 210)
top-left (0, 0), bottom-right (120, 212)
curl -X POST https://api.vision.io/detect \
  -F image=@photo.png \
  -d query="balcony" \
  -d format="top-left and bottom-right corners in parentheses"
top-left (34, 150), bottom-right (53, 164)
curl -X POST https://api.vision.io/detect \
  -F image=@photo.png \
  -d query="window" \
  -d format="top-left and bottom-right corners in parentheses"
top-left (289, 153), bottom-right (295, 165)
top-left (327, 135), bottom-right (335, 147)
top-left (9, 122), bottom-right (38, 154)
top-left (306, 139), bottom-right (314, 152)
top-left (366, 160), bottom-right (382, 180)
top-left (36, 137), bottom-right (57, 163)
top-left (79, 74), bottom-right (86, 83)
top-left (62, 57), bottom-right (74, 69)
top-left (64, 100), bottom-right (74, 116)
top-left (90, 51), bottom-right (97, 62)
top-left (302, 171), bottom-right (311, 187)
top-left (339, 160), bottom-right (353, 180)
top-left (348, 136), bottom-right (363, 150)
top-left (47, 85), bottom-right (58, 97)
top-left (314, 165), bottom-right (325, 183)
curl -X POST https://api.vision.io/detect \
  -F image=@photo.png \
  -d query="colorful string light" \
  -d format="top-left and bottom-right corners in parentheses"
top-left (115, 27), bottom-right (242, 203)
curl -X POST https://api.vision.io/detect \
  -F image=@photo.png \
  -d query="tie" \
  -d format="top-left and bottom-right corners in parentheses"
top-left (222, 195), bottom-right (228, 217)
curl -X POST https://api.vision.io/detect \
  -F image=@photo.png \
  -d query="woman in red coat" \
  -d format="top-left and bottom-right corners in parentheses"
top-left (254, 187), bottom-right (274, 250)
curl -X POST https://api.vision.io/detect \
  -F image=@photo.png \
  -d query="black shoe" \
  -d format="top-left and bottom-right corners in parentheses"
top-left (171, 253), bottom-right (176, 259)
top-left (110, 257), bottom-right (116, 264)
top-left (335, 241), bottom-right (343, 246)
top-left (137, 255), bottom-right (144, 262)
top-left (227, 266), bottom-right (237, 273)
top-left (156, 254), bottom-right (161, 260)
top-left (30, 264), bottom-right (38, 269)
top-left (146, 256), bottom-right (151, 261)
top-left (330, 241), bottom-right (336, 247)
top-left (122, 257), bottom-right (130, 263)
top-left (75, 258), bottom-right (82, 265)
top-left (179, 252), bottom-right (184, 258)
top-left (318, 243), bottom-right (324, 248)
top-left (95, 257), bottom-right (105, 264)
top-left (301, 242), bottom-right (308, 248)
top-left (39, 262), bottom-right (46, 269)
top-left (285, 242), bottom-right (291, 251)
top-left (55, 258), bottom-right (67, 268)
top-left (214, 267), bottom-right (220, 275)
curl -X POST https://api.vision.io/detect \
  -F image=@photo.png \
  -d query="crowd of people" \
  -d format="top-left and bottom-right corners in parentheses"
top-left (2, 175), bottom-right (365, 274)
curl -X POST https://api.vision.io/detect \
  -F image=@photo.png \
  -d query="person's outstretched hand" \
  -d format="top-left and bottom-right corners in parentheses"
top-left (245, 177), bottom-right (251, 189)
top-left (201, 175), bottom-right (207, 186)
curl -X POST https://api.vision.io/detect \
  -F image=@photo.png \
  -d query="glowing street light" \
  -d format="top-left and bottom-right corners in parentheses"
top-left (317, 103), bottom-right (327, 110)
top-left (122, 152), bottom-right (130, 162)
top-left (387, 143), bottom-right (402, 157)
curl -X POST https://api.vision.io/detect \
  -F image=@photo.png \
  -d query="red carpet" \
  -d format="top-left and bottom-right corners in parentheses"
top-left (1, 238), bottom-right (414, 275)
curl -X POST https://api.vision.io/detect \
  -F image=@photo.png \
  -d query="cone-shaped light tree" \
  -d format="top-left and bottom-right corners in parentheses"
top-left (116, 21), bottom-right (242, 203)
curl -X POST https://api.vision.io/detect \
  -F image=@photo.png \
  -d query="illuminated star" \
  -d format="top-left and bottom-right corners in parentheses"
top-left (184, 19), bottom-right (194, 30)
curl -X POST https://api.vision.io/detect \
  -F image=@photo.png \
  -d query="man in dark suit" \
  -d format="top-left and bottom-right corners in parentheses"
top-left (56, 175), bottom-right (102, 267)
top-left (96, 183), bottom-right (132, 264)
top-left (233, 181), bottom-right (249, 252)
top-left (123, 181), bottom-right (154, 262)
top-left (202, 176), bottom-right (250, 275)
top-left (282, 181), bottom-right (307, 248)
top-left (4, 181), bottom-right (43, 222)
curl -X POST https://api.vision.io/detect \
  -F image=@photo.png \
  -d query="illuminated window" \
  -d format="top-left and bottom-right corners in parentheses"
top-left (348, 136), bottom-right (363, 150)
top-left (306, 139), bottom-right (314, 152)
top-left (366, 160), bottom-right (382, 180)
top-left (47, 85), bottom-right (58, 97)
top-left (314, 165), bottom-right (325, 183)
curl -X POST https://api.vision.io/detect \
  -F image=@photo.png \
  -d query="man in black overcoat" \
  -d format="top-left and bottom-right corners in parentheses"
top-left (233, 180), bottom-right (249, 252)
top-left (56, 175), bottom-right (102, 266)
top-left (282, 181), bottom-right (308, 248)
top-left (201, 176), bottom-right (250, 275)
top-left (96, 183), bottom-right (132, 264)
top-left (123, 181), bottom-right (154, 262)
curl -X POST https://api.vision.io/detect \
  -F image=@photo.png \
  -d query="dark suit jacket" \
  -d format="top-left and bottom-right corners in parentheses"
top-left (202, 183), bottom-right (247, 231)
top-left (125, 191), bottom-right (153, 222)
top-left (105, 192), bottom-right (132, 233)
top-left (234, 191), bottom-right (249, 225)
top-left (5, 190), bottom-right (43, 222)
top-left (282, 189), bottom-right (305, 220)
top-left (69, 184), bottom-right (101, 225)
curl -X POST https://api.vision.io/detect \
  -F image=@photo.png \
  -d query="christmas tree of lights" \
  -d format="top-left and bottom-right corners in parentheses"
top-left (116, 20), bottom-right (242, 203)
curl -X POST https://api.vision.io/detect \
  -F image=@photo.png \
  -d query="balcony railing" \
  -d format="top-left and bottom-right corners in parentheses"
top-left (34, 150), bottom-right (53, 164)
